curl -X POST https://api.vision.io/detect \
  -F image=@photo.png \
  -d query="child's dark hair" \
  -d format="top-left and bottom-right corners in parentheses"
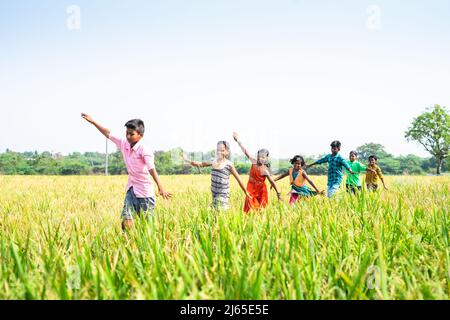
top-left (368, 155), bottom-right (378, 161)
top-left (349, 150), bottom-right (358, 157)
top-left (125, 119), bottom-right (145, 135)
top-left (290, 155), bottom-right (305, 166)
top-left (330, 140), bottom-right (341, 148)
top-left (217, 140), bottom-right (231, 159)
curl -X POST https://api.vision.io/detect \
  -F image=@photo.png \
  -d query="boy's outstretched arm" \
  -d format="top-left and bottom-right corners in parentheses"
top-left (233, 132), bottom-right (256, 163)
top-left (81, 113), bottom-right (110, 138)
top-left (381, 179), bottom-right (388, 190)
top-left (377, 168), bottom-right (388, 190)
top-left (305, 155), bottom-right (328, 169)
top-left (304, 161), bottom-right (319, 170)
top-left (230, 165), bottom-right (252, 199)
top-left (342, 159), bottom-right (355, 175)
top-left (149, 168), bottom-right (173, 199)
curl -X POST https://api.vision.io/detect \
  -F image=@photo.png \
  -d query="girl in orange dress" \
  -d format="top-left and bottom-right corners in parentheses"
top-left (233, 132), bottom-right (282, 213)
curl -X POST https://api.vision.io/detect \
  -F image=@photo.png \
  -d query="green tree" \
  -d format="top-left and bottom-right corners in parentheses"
top-left (59, 161), bottom-right (91, 175)
top-left (305, 155), bottom-right (328, 175)
top-left (356, 143), bottom-right (389, 161)
top-left (32, 152), bottom-right (61, 175)
top-left (108, 151), bottom-right (127, 175)
top-left (405, 105), bottom-right (450, 175)
top-left (398, 155), bottom-right (424, 175)
top-left (377, 157), bottom-right (401, 175)
top-left (0, 151), bottom-right (33, 174)
top-left (235, 163), bottom-right (251, 174)
top-left (154, 151), bottom-right (174, 174)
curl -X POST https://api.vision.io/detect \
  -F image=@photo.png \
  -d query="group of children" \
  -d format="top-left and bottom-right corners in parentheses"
top-left (81, 114), bottom-right (387, 230)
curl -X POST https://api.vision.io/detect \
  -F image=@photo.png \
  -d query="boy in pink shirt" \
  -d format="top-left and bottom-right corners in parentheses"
top-left (81, 113), bottom-right (172, 231)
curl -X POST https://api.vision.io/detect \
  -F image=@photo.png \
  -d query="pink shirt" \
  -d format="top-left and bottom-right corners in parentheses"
top-left (108, 133), bottom-right (155, 198)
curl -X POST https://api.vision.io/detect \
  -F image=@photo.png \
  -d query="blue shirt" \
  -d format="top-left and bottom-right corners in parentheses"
top-left (315, 154), bottom-right (351, 187)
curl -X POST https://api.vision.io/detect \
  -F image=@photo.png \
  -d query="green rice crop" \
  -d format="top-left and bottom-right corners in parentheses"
top-left (0, 175), bottom-right (449, 299)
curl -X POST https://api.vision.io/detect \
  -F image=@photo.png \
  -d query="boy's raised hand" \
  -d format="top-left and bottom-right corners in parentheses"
top-left (81, 113), bottom-right (94, 124)
top-left (232, 132), bottom-right (239, 142)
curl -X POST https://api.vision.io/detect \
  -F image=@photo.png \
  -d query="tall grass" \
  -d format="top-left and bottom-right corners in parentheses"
top-left (0, 175), bottom-right (449, 299)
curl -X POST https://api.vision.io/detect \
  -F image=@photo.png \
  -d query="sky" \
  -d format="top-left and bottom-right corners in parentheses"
top-left (1, 0), bottom-right (449, 159)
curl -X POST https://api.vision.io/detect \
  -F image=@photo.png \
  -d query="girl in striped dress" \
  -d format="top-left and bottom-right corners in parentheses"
top-left (233, 132), bottom-right (282, 213)
top-left (274, 155), bottom-right (324, 204)
top-left (182, 141), bottom-right (251, 210)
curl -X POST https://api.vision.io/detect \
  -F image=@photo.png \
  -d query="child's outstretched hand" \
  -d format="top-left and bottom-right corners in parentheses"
top-left (245, 191), bottom-right (253, 199)
top-left (81, 113), bottom-right (94, 124)
top-left (158, 189), bottom-right (173, 200)
top-left (232, 132), bottom-right (239, 142)
top-left (319, 190), bottom-right (326, 196)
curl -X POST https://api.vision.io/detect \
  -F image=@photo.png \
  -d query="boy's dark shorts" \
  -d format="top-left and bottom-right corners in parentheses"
top-left (346, 184), bottom-right (362, 194)
top-left (122, 187), bottom-right (155, 220)
top-left (366, 183), bottom-right (378, 191)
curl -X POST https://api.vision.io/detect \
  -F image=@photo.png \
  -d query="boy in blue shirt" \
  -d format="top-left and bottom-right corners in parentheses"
top-left (305, 141), bottom-right (354, 198)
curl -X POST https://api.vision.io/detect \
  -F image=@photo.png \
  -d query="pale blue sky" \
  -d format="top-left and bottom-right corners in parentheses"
top-left (1, 0), bottom-right (449, 158)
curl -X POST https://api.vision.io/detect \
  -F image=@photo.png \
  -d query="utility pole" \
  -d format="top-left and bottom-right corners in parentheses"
top-left (105, 137), bottom-right (109, 175)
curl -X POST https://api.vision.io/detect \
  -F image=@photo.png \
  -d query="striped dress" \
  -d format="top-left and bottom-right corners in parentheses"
top-left (210, 159), bottom-right (233, 210)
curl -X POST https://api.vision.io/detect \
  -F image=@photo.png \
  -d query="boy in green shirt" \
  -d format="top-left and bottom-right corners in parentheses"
top-left (344, 151), bottom-right (375, 194)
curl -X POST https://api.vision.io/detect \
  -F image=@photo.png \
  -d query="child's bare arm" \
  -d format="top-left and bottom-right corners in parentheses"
top-left (81, 113), bottom-right (110, 138)
top-left (149, 168), bottom-right (173, 199)
top-left (273, 170), bottom-right (289, 182)
top-left (266, 174), bottom-right (282, 200)
top-left (304, 161), bottom-right (318, 169)
top-left (378, 169), bottom-right (388, 190)
top-left (181, 152), bottom-right (211, 168)
top-left (150, 171), bottom-right (173, 199)
top-left (186, 160), bottom-right (211, 168)
top-left (230, 165), bottom-right (252, 198)
top-left (381, 178), bottom-right (388, 190)
top-left (233, 132), bottom-right (256, 163)
top-left (303, 171), bottom-right (323, 194)
top-left (374, 167), bottom-right (387, 188)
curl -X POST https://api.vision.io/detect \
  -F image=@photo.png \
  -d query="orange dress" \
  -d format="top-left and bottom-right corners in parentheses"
top-left (244, 164), bottom-right (269, 213)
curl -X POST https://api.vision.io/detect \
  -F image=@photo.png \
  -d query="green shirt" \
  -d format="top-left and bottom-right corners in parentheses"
top-left (344, 160), bottom-right (367, 186)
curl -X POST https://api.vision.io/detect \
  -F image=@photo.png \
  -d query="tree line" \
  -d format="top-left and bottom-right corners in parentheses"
top-left (0, 143), bottom-right (447, 176)
top-left (1, 104), bottom-right (448, 176)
